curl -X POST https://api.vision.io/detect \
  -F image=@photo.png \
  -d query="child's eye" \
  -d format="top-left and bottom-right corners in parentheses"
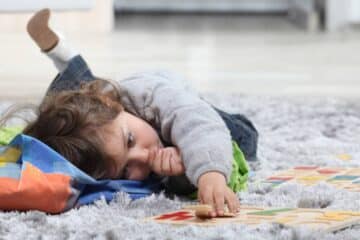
top-left (127, 132), bottom-right (135, 147)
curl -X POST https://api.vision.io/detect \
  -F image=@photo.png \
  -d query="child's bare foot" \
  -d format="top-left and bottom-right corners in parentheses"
top-left (27, 8), bottom-right (59, 52)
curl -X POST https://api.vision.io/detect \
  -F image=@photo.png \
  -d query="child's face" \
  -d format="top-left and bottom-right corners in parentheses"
top-left (102, 111), bottom-right (163, 180)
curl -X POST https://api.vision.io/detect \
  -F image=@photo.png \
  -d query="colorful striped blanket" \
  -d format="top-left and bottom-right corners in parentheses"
top-left (0, 134), bottom-right (162, 213)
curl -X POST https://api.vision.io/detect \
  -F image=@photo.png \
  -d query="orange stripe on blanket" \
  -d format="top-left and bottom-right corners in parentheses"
top-left (0, 162), bottom-right (72, 213)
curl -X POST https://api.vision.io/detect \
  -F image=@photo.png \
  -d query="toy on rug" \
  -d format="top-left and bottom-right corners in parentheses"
top-left (146, 204), bottom-right (360, 232)
top-left (336, 154), bottom-right (352, 161)
top-left (183, 204), bottom-right (236, 218)
top-left (263, 166), bottom-right (360, 192)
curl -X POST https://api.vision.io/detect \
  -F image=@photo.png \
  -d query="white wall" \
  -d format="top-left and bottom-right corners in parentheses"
top-left (349, 0), bottom-right (360, 22)
top-left (115, 0), bottom-right (289, 12)
top-left (0, 0), bottom-right (94, 11)
top-left (0, 0), bottom-right (114, 33)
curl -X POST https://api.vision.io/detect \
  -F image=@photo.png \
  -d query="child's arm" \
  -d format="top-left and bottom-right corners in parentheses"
top-left (149, 147), bottom-right (240, 215)
top-left (119, 71), bottom-right (239, 215)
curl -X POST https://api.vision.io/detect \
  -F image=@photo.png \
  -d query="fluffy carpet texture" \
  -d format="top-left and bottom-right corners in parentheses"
top-left (1, 94), bottom-right (360, 240)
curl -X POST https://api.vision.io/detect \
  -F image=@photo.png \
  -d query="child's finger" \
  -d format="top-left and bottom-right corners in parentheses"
top-left (148, 148), bottom-right (156, 168)
top-left (152, 149), bottom-right (163, 174)
top-left (213, 189), bottom-right (225, 216)
top-left (167, 151), bottom-right (176, 175)
top-left (225, 189), bottom-right (239, 213)
top-left (169, 158), bottom-right (184, 175)
top-left (149, 148), bottom-right (159, 171)
top-left (198, 193), bottom-right (216, 217)
top-left (169, 148), bottom-right (184, 174)
top-left (161, 150), bottom-right (171, 175)
top-left (168, 152), bottom-right (175, 174)
top-left (198, 193), bottom-right (205, 205)
top-left (201, 191), bottom-right (216, 217)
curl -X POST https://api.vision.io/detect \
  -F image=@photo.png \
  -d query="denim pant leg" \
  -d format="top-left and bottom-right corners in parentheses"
top-left (214, 108), bottom-right (258, 161)
top-left (46, 55), bottom-right (96, 94)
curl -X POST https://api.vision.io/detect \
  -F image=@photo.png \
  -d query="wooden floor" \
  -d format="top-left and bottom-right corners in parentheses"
top-left (1, 13), bottom-right (360, 102)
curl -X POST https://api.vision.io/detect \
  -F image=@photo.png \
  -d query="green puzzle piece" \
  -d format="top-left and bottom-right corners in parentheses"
top-left (247, 208), bottom-right (295, 216)
top-left (328, 175), bottom-right (359, 181)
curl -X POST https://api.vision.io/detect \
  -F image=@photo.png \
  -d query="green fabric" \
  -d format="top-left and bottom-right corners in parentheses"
top-left (0, 127), bottom-right (23, 145)
top-left (228, 141), bottom-right (249, 192)
top-left (188, 141), bottom-right (249, 199)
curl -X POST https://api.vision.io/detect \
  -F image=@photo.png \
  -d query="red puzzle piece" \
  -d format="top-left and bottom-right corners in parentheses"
top-left (317, 169), bottom-right (340, 174)
top-left (294, 166), bottom-right (319, 170)
top-left (155, 211), bottom-right (193, 221)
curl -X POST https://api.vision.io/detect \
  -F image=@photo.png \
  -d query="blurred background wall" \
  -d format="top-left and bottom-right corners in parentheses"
top-left (0, 0), bottom-right (113, 33)
top-left (0, 0), bottom-right (359, 101)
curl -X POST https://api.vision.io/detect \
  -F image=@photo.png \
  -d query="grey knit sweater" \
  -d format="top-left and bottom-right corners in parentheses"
top-left (117, 70), bottom-right (233, 186)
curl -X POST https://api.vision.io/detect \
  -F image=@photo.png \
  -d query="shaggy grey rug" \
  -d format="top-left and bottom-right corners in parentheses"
top-left (1, 94), bottom-right (360, 240)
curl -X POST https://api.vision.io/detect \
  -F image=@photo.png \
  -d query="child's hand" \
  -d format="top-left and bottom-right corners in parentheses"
top-left (197, 171), bottom-right (240, 217)
top-left (149, 147), bottom-right (185, 176)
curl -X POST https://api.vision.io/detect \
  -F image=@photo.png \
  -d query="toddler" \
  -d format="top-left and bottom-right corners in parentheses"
top-left (23, 9), bottom-right (258, 217)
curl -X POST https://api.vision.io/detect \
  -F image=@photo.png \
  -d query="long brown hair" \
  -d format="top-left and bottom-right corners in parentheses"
top-left (21, 79), bottom-right (124, 179)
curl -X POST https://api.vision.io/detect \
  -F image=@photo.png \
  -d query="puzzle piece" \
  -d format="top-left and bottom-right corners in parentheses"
top-left (267, 176), bottom-right (293, 181)
top-left (346, 168), bottom-right (360, 175)
top-left (247, 208), bottom-right (294, 216)
top-left (183, 204), bottom-right (235, 218)
top-left (328, 175), bottom-right (359, 181)
top-left (317, 168), bottom-right (341, 174)
top-left (294, 166), bottom-right (319, 170)
top-left (263, 166), bottom-right (360, 192)
top-left (337, 154), bottom-right (352, 161)
top-left (146, 205), bottom-right (360, 233)
top-left (155, 211), bottom-right (193, 221)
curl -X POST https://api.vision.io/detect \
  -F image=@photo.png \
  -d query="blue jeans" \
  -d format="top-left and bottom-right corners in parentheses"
top-left (46, 55), bottom-right (258, 194)
top-left (46, 55), bottom-right (95, 93)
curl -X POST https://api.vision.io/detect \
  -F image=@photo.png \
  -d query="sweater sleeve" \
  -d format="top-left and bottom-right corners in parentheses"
top-left (117, 71), bottom-right (233, 186)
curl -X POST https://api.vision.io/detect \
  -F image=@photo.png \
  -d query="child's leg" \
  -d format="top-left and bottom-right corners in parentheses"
top-left (45, 53), bottom-right (96, 94)
top-left (27, 9), bottom-right (96, 94)
top-left (214, 108), bottom-right (258, 161)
